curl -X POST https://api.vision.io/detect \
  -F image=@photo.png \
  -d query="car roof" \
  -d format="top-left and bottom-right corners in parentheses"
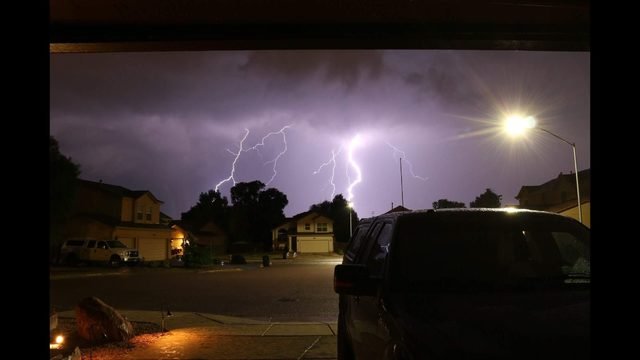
top-left (370, 207), bottom-right (579, 223)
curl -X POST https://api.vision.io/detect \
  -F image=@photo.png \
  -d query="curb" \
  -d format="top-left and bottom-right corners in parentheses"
top-left (56, 310), bottom-right (338, 336)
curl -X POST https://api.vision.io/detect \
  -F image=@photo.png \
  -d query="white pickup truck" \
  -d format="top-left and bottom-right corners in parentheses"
top-left (60, 238), bottom-right (141, 266)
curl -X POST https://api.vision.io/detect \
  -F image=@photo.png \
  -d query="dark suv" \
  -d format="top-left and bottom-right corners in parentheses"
top-left (334, 208), bottom-right (590, 360)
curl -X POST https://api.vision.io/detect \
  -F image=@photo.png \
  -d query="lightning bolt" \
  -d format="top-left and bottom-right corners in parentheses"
top-left (313, 147), bottom-right (343, 199)
top-left (215, 125), bottom-right (292, 192)
top-left (215, 128), bottom-right (251, 191)
top-left (385, 142), bottom-right (429, 181)
top-left (346, 135), bottom-right (363, 204)
top-left (245, 125), bottom-right (292, 186)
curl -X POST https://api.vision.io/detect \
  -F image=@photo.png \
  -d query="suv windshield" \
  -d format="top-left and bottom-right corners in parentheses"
top-left (390, 214), bottom-right (590, 291)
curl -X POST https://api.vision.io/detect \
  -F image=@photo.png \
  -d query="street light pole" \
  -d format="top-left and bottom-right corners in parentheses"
top-left (537, 127), bottom-right (583, 223)
top-left (348, 202), bottom-right (353, 237)
top-left (349, 206), bottom-right (353, 237)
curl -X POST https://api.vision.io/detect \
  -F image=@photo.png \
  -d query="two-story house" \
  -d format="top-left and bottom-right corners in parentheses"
top-left (62, 179), bottom-right (173, 261)
top-left (272, 210), bottom-right (334, 253)
top-left (515, 169), bottom-right (591, 227)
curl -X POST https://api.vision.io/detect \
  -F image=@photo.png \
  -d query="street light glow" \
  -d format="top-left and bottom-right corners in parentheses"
top-left (504, 115), bottom-right (536, 136)
top-left (502, 114), bottom-right (583, 223)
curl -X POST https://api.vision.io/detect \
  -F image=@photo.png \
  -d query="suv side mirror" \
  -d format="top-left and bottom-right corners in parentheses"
top-left (334, 264), bottom-right (377, 296)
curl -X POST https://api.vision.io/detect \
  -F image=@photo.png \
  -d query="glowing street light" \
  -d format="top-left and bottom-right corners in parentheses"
top-left (505, 115), bottom-right (583, 223)
top-left (347, 201), bottom-right (354, 237)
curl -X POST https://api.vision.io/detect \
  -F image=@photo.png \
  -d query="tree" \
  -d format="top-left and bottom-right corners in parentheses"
top-left (469, 188), bottom-right (502, 208)
top-left (432, 199), bottom-right (466, 209)
top-left (180, 189), bottom-right (230, 230)
top-left (50, 136), bottom-right (81, 261)
top-left (309, 194), bottom-right (359, 243)
top-left (229, 181), bottom-right (288, 250)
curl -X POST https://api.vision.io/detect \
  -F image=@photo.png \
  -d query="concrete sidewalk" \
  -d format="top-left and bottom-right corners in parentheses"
top-left (57, 310), bottom-right (338, 359)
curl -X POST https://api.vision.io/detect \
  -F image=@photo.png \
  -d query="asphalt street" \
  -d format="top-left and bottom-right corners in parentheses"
top-left (50, 259), bottom-right (341, 323)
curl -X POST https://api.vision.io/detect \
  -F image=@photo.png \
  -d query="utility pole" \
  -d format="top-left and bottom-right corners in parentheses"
top-left (400, 158), bottom-right (405, 207)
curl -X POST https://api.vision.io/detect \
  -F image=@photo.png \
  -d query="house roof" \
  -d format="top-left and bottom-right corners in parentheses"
top-left (293, 210), bottom-right (333, 222)
top-left (79, 179), bottom-right (164, 204)
top-left (385, 205), bottom-right (411, 214)
top-left (515, 169), bottom-right (590, 199)
top-left (171, 220), bottom-right (226, 236)
top-left (274, 210), bottom-right (332, 230)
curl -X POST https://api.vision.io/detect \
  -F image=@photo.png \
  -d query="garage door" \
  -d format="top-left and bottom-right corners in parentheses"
top-left (298, 237), bottom-right (332, 253)
top-left (138, 238), bottom-right (167, 261)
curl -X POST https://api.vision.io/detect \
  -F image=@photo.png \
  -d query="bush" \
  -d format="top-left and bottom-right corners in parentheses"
top-left (229, 254), bottom-right (247, 264)
top-left (183, 243), bottom-right (216, 268)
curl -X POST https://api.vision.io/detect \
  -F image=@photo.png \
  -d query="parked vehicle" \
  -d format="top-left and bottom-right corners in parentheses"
top-left (334, 208), bottom-right (590, 360)
top-left (60, 238), bottom-right (142, 267)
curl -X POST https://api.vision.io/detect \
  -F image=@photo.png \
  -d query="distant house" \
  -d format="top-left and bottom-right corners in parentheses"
top-left (170, 220), bottom-right (229, 257)
top-left (62, 179), bottom-right (173, 261)
top-left (515, 169), bottom-right (590, 227)
top-left (385, 205), bottom-right (411, 214)
top-left (272, 211), bottom-right (334, 253)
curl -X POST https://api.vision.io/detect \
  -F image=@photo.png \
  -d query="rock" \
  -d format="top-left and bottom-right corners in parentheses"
top-left (68, 346), bottom-right (82, 360)
top-left (75, 297), bottom-right (134, 344)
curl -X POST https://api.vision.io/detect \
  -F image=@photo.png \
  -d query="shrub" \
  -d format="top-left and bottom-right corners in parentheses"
top-left (229, 254), bottom-right (247, 264)
top-left (183, 243), bottom-right (216, 268)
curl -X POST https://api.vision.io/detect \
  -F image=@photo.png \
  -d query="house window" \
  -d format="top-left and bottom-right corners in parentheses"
top-left (317, 223), bottom-right (328, 232)
top-left (136, 209), bottom-right (143, 220)
top-left (146, 207), bottom-right (152, 221)
top-left (304, 223), bottom-right (311, 231)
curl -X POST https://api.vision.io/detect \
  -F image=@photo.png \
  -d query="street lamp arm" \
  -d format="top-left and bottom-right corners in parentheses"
top-left (537, 127), bottom-right (575, 147)
top-left (536, 127), bottom-right (582, 224)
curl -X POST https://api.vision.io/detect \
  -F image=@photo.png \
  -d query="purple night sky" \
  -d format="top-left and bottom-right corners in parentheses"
top-left (50, 50), bottom-right (590, 219)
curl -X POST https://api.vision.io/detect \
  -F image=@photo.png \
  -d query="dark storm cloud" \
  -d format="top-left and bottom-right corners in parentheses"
top-left (51, 51), bottom-right (387, 133)
top-left (404, 66), bottom-right (476, 104)
top-left (51, 50), bottom-right (590, 218)
top-left (50, 52), bottom-right (219, 116)
top-left (239, 50), bottom-right (385, 90)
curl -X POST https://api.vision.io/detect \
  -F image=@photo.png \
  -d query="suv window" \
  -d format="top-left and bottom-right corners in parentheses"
top-left (355, 222), bottom-right (383, 264)
top-left (86, 240), bottom-right (96, 248)
top-left (390, 215), bottom-right (590, 291)
top-left (344, 222), bottom-right (371, 263)
top-left (365, 223), bottom-right (393, 278)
